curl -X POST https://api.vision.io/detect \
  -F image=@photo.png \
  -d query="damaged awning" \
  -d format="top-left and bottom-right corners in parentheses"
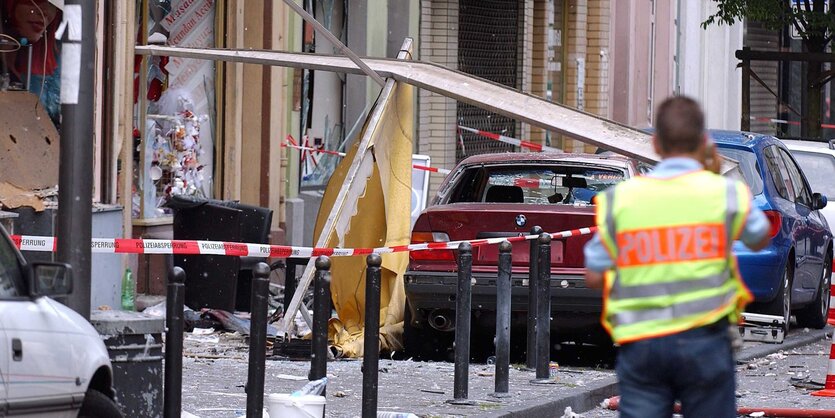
top-left (135, 45), bottom-right (658, 163)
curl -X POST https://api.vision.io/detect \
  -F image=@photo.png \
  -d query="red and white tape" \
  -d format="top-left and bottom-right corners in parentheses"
top-left (514, 178), bottom-right (551, 189)
top-left (750, 116), bottom-right (835, 130)
top-left (10, 227), bottom-right (596, 258)
top-left (458, 125), bottom-right (561, 153)
top-left (412, 164), bottom-right (451, 175)
top-left (282, 137), bottom-right (452, 175)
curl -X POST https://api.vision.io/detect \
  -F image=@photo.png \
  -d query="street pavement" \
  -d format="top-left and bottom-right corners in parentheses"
top-left (179, 326), bottom-right (833, 417)
top-left (582, 326), bottom-right (835, 418)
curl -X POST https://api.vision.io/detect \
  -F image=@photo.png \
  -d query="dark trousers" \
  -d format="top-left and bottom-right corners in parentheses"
top-left (615, 320), bottom-right (736, 418)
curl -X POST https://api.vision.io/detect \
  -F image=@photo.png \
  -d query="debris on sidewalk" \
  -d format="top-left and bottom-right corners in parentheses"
top-left (203, 309), bottom-right (279, 337)
top-left (560, 406), bottom-right (582, 418)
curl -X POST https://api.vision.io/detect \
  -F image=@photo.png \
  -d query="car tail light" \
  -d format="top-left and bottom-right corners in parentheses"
top-left (410, 231), bottom-right (454, 261)
top-left (764, 210), bottom-right (782, 238)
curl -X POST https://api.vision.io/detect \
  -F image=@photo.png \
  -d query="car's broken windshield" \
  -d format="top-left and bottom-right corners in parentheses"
top-left (449, 164), bottom-right (626, 204)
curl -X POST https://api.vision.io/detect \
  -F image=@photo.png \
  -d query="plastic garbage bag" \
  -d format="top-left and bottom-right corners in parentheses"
top-left (204, 309), bottom-right (279, 337)
top-left (292, 377), bottom-right (327, 396)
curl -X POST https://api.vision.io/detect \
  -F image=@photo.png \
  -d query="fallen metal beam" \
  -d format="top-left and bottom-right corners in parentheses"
top-left (280, 0), bottom-right (386, 87)
top-left (135, 45), bottom-right (659, 163)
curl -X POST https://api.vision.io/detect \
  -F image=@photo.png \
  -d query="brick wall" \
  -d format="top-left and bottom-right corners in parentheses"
top-left (584, 0), bottom-right (610, 152)
top-left (419, 0), bottom-right (459, 196)
top-left (519, 0), bottom-right (534, 142)
top-left (530, 0), bottom-right (553, 146)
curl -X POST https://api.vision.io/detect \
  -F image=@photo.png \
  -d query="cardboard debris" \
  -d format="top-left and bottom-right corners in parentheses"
top-left (0, 182), bottom-right (45, 212)
top-left (0, 91), bottom-right (60, 191)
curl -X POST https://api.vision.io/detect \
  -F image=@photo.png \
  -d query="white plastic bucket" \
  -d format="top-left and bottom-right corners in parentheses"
top-left (266, 394), bottom-right (326, 418)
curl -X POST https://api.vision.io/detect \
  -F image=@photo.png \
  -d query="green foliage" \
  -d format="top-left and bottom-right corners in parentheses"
top-left (703, 0), bottom-right (835, 45)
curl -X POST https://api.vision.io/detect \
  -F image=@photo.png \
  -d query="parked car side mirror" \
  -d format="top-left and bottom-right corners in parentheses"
top-left (30, 262), bottom-right (73, 297)
top-left (813, 192), bottom-right (828, 211)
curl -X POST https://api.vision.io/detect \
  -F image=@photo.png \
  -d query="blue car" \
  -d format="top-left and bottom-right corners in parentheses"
top-left (713, 131), bottom-right (832, 331)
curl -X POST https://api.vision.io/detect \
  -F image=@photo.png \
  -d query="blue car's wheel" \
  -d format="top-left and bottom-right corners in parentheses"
top-left (761, 260), bottom-right (792, 334)
top-left (796, 253), bottom-right (832, 329)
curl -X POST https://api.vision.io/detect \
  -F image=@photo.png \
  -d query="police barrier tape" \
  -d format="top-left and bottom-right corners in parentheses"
top-left (10, 227), bottom-right (596, 258)
top-left (750, 116), bottom-right (835, 130)
top-left (281, 139), bottom-right (453, 175)
top-left (457, 125), bottom-right (561, 153)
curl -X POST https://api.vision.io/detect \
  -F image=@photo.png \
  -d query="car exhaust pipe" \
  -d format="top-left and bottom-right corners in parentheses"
top-left (428, 310), bottom-right (455, 332)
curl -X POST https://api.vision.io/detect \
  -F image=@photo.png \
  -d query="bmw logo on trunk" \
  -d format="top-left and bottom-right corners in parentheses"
top-left (515, 214), bottom-right (527, 227)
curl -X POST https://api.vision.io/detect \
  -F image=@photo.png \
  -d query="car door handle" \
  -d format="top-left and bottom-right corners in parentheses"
top-left (11, 338), bottom-right (22, 361)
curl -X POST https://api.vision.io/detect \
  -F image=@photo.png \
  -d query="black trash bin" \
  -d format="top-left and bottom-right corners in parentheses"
top-left (90, 310), bottom-right (164, 418)
top-left (166, 196), bottom-right (242, 312)
top-left (228, 201), bottom-right (273, 312)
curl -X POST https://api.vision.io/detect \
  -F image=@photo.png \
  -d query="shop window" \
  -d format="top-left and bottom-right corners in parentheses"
top-left (133, 0), bottom-right (218, 219)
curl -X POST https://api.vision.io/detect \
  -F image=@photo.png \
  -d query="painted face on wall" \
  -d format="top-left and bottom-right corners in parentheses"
top-left (10, 0), bottom-right (59, 43)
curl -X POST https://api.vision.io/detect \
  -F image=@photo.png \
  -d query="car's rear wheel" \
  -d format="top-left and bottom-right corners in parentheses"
top-left (761, 260), bottom-right (792, 334)
top-left (796, 252), bottom-right (831, 329)
top-left (78, 388), bottom-right (123, 418)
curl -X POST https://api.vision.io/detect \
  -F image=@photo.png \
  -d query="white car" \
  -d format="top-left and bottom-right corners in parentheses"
top-left (782, 140), bottom-right (835, 230)
top-left (0, 225), bottom-right (121, 417)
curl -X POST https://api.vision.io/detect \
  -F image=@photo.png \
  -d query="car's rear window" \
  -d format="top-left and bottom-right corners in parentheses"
top-left (790, 150), bottom-right (835, 199)
top-left (448, 165), bottom-right (626, 205)
top-left (717, 147), bottom-right (764, 195)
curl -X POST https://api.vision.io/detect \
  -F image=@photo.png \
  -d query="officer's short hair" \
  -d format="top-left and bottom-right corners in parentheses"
top-left (655, 96), bottom-right (705, 154)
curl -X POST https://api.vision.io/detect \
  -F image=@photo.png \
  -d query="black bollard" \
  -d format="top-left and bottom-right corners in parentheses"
top-left (534, 233), bottom-right (553, 382)
top-left (362, 254), bottom-right (383, 418)
top-left (246, 262), bottom-right (271, 418)
top-left (494, 241), bottom-right (512, 396)
top-left (526, 225), bottom-right (543, 369)
top-left (310, 256), bottom-right (331, 398)
top-left (451, 242), bottom-right (474, 403)
top-left (164, 266), bottom-right (186, 418)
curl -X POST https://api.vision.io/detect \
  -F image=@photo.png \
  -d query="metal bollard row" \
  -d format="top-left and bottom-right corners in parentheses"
top-left (163, 231), bottom-right (555, 417)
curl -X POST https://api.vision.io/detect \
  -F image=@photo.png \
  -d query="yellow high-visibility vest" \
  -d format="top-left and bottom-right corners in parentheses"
top-left (595, 170), bottom-right (753, 344)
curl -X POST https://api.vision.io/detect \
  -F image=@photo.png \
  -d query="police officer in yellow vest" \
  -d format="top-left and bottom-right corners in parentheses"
top-left (584, 96), bottom-right (770, 418)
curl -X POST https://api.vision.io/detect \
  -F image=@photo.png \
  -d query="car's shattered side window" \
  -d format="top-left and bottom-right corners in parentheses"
top-left (0, 234), bottom-right (23, 298)
top-left (449, 165), bottom-right (626, 205)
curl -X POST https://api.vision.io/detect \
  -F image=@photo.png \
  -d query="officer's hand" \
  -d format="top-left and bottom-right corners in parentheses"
top-left (704, 144), bottom-right (722, 174)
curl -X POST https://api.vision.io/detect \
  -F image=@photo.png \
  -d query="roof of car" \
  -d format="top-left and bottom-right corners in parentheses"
top-left (781, 139), bottom-right (835, 155)
top-left (456, 151), bottom-right (632, 167)
top-left (708, 130), bottom-right (771, 145)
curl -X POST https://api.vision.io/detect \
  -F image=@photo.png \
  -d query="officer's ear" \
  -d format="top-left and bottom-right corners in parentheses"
top-left (652, 134), bottom-right (664, 156)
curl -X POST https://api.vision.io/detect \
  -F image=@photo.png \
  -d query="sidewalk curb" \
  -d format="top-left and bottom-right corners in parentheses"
top-left (487, 327), bottom-right (831, 418)
top-left (736, 327), bottom-right (831, 364)
top-left (486, 376), bottom-right (618, 418)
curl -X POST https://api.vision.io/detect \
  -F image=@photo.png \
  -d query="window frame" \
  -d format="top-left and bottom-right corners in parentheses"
top-left (778, 148), bottom-right (814, 208)
top-left (763, 145), bottom-right (795, 202)
top-left (0, 232), bottom-right (27, 300)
